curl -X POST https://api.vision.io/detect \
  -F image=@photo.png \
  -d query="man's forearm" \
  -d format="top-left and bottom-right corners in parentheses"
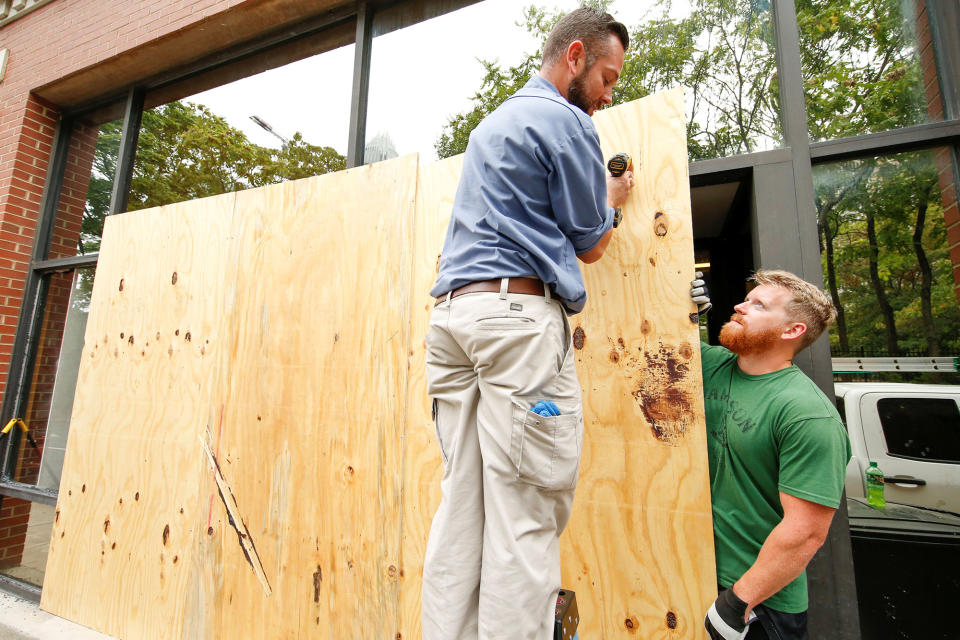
top-left (577, 228), bottom-right (613, 263)
top-left (732, 520), bottom-right (823, 616)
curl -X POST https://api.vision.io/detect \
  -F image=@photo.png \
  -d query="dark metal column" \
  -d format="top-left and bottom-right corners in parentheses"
top-left (346, 1), bottom-right (374, 168)
top-left (108, 87), bottom-right (145, 215)
top-left (763, 0), bottom-right (861, 637)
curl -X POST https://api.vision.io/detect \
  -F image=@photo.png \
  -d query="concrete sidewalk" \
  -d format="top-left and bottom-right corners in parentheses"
top-left (0, 592), bottom-right (116, 640)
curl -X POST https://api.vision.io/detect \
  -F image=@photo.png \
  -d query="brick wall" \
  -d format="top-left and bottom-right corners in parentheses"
top-left (0, 497), bottom-right (30, 569)
top-left (916, 0), bottom-right (960, 305)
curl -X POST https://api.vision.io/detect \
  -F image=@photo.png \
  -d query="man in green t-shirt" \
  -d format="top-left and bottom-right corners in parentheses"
top-left (700, 269), bottom-right (851, 640)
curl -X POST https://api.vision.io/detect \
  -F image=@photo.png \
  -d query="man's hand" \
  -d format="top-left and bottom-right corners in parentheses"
top-left (704, 587), bottom-right (755, 640)
top-left (691, 271), bottom-right (712, 314)
top-left (606, 169), bottom-right (633, 209)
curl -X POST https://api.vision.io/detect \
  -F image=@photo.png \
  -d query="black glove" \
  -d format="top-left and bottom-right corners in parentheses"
top-left (691, 270), bottom-right (712, 315)
top-left (704, 587), bottom-right (755, 640)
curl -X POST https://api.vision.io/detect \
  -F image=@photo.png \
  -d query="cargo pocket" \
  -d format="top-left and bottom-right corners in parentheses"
top-left (431, 398), bottom-right (449, 465)
top-left (509, 400), bottom-right (583, 491)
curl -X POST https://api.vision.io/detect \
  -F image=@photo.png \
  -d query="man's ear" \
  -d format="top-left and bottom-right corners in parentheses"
top-left (781, 322), bottom-right (807, 343)
top-left (565, 40), bottom-right (586, 74)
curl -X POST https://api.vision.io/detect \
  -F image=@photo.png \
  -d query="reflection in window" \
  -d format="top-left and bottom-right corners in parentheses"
top-left (128, 101), bottom-right (345, 211)
top-left (799, 0), bottom-right (941, 141)
top-left (0, 500), bottom-right (55, 587)
top-left (878, 397), bottom-right (960, 463)
top-left (14, 268), bottom-right (92, 490)
top-left (127, 44), bottom-right (353, 212)
top-left (368, 0), bottom-right (781, 164)
top-left (49, 115), bottom-right (123, 258)
top-left (813, 148), bottom-right (960, 362)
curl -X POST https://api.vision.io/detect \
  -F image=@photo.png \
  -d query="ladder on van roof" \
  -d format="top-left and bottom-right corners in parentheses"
top-left (832, 356), bottom-right (960, 373)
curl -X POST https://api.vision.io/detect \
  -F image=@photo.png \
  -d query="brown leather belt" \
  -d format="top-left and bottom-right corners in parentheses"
top-left (435, 277), bottom-right (545, 306)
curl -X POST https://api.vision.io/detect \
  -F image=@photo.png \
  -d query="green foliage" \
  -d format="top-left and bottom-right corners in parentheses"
top-left (815, 150), bottom-right (960, 357)
top-left (434, 0), bottom-right (928, 156)
top-left (435, 56), bottom-right (539, 158)
top-left (433, 0), bottom-right (957, 360)
top-left (435, 0), bottom-right (782, 160)
top-left (81, 101), bottom-right (344, 254)
top-left (797, 0), bottom-right (928, 141)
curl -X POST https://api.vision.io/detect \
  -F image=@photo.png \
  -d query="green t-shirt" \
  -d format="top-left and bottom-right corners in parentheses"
top-left (701, 344), bottom-right (851, 613)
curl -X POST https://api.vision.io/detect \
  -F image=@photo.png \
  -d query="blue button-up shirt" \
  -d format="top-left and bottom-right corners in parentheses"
top-left (429, 75), bottom-right (614, 314)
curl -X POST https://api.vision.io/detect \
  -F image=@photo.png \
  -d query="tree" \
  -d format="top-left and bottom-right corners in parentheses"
top-left (81, 101), bottom-right (345, 254)
top-left (815, 160), bottom-right (875, 352)
top-left (815, 151), bottom-right (958, 357)
top-left (435, 0), bottom-right (960, 359)
top-left (796, 0), bottom-right (928, 141)
top-left (435, 0), bottom-right (780, 160)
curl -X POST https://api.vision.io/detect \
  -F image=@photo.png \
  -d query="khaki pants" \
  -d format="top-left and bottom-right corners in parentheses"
top-left (422, 281), bottom-right (583, 640)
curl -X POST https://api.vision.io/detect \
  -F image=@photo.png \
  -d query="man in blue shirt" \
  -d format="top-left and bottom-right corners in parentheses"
top-left (422, 8), bottom-right (632, 639)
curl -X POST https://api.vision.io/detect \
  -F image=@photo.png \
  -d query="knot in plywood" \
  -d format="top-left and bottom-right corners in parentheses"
top-left (654, 211), bottom-right (668, 237)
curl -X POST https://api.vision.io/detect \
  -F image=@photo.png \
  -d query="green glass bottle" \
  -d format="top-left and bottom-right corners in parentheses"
top-left (866, 461), bottom-right (885, 508)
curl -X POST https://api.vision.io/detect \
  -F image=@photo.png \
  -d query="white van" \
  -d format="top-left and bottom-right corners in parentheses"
top-left (835, 382), bottom-right (960, 515)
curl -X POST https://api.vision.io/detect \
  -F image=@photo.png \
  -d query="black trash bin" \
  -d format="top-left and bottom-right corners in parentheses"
top-left (848, 498), bottom-right (960, 640)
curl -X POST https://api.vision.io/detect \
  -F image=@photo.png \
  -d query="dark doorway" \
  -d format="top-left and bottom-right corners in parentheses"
top-left (691, 170), bottom-right (755, 344)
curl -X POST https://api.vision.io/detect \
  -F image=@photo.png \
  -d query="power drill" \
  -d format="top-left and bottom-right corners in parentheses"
top-left (607, 152), bottom-right (633, 177)
top-left (607, 153), bottom-right (633, 229)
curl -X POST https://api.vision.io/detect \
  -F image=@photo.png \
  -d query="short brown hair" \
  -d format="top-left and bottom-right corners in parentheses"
top-left (542, 7), bottom-right (629, 68)
top-left (750, 269), bottom-right (837, 352)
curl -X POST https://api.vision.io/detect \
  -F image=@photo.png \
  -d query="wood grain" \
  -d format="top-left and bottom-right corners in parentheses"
top-left (396, 155), bottom-right (463, 640)
top-left (400, 88), bottom-right (716, 639)
top-left (41, 89), bottom-right (713, 640)
top-left (562, 87), bottom-right (715, 639)
top-left (207, 158), bottom-right (418, 638)
top-left (40, 192), bottom-right (240, 639)
top-left (41, 157), bottom-right (420, 639)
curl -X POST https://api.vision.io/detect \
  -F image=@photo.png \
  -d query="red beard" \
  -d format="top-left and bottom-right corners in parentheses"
top-left (719, 315), bottom-right (783, 356)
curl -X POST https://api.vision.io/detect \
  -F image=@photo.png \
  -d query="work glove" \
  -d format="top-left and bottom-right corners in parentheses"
top-left (691, 271), bottom-right (712, 315)
top-left (531, 401), bottom-right (561, 417)
top-left (704, 588), bottom-right (756, 640)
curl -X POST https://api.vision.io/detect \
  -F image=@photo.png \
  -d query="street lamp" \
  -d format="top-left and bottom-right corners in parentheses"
top-left (250, 114), bottom-right (289, 149)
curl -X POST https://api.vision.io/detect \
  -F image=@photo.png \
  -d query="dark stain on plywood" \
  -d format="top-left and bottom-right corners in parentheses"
top-left (573, 326), bottom-right (585, 350)
top-left (313, 565), bottom-right (322, 602)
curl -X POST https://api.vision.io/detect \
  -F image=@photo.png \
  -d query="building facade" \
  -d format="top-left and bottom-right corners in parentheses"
top-left (0, 1), bottom-right (958, 638)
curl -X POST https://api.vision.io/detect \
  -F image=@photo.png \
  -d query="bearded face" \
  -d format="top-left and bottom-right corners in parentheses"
top-left (719, 313), bottom-right (785, 356)
top-left (567, 67), bottom-right (598, 115)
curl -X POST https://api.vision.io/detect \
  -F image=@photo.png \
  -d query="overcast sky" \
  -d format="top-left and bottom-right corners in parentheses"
top-left (190, 1), bottom-right (654, 163)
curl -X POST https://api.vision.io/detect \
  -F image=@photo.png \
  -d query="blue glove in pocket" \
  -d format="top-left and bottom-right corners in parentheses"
top-left (531, 400), bottom-right (561, 417)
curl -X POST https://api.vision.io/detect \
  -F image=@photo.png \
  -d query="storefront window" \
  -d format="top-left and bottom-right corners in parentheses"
top-left (128, 43), bottom-right (354, 211)
top-left (799, 0), bottom-right (944, 142)
top-left (814, 147), bottom-right (960, 381)
top-left (366, 0), bottom-right (782, 164)
top-left (0, 267), bottom-right (91, 586)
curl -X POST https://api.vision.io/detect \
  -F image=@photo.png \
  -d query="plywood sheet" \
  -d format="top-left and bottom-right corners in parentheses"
top-left (397, 154), bottom-right (463, 639)
top-left (206, 160), bottom-right (417, 638)
top-left (42, 89), bottom-right (712, 640)
top-left (399, 88), bottom-right (715, 639)
top-left (40, 192), bottom-right (240, 639)
top-left (562, 87), bottom-right (716, 638)
top-left (42, 156), bottom-right (420, 639)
